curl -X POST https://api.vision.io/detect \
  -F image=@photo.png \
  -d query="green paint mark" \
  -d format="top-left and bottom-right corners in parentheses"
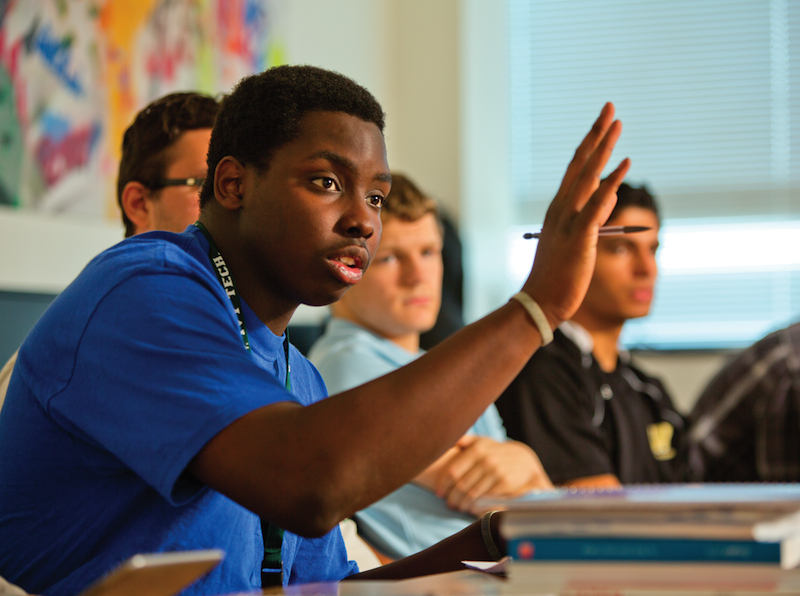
top-left (266, 41), bottom-right (286, 68)
top-left (0, 65), bottom-right (22, 207)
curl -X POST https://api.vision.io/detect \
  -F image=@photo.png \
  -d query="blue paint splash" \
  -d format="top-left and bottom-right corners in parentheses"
top-left (34, 24), bottom-right (83, 95)
top-left (40, 111), bottom-right (70, 143)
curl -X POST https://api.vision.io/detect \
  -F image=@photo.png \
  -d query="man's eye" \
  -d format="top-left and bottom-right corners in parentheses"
top-left (312, 177), bottom-right (340, 191)
top-left (367, 195), bottom-right (384, 208)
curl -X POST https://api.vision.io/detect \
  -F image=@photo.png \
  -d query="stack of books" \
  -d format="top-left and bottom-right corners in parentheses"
top-left (485, 484), bottom-right (800, 569)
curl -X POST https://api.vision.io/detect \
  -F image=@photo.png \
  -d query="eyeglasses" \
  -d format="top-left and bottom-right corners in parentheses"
top-left (148, 177), bottom-right (205, 190)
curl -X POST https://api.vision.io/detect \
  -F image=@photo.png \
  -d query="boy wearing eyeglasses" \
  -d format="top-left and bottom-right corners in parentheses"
top-left (117, 92), bottom-right (219, 237)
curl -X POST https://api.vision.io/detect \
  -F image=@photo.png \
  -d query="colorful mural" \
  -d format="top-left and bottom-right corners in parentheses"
top-left (0, 0), bottom-right (284, 218)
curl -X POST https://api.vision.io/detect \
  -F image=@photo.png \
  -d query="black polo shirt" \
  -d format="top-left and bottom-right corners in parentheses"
top-left (495, 323), bottom-right (686, 485)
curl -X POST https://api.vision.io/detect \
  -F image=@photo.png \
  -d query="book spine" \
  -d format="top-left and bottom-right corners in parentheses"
top-left (508, 537), bottom-right (781, 564)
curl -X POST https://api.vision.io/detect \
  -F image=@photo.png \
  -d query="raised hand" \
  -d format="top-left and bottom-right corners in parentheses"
top-left (523, 103), bottom-right (630, 329)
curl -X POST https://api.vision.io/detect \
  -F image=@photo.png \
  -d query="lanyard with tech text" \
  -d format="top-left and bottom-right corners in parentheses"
top-left (193, 221), bottom-right (291, 391)
top-left (194, 221), bottom-right (288, 587)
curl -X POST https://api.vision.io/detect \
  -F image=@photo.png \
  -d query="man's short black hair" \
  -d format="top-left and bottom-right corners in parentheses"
top-left (118, 92), bottom-right (220, 237)
top-left (199, 65), bottom-right (385, 208)
top-left (606, 182), bottom-right (660, 225)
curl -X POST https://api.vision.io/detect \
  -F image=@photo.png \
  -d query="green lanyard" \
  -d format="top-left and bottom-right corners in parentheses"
top-left (193, 221), bottom-right (287, 586)
top-left (193, 222), bottom-right (291, 391)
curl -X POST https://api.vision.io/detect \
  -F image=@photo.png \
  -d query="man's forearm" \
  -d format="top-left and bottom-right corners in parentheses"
top-left (347, 512), bottom-right (506, 581)
top-left (190, 105), bottom-right (628, 537)
top-left (190, 303), bottom-right (542, 537)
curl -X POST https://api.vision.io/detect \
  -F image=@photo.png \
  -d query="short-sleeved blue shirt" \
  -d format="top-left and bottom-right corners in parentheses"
top-left (0, 227), bottom-right (357, 595)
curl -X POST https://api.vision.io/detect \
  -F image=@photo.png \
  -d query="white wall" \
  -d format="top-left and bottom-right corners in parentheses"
top-left (281, 0), bottom-right (463, 324)
top-left (384, 1), bottom-right (461, 219)
top-left (0, 208), bottom-right (123, 294)
top-left (460, 0), bottom-right (515, 321)
top-left (282, 0), bottom-right (461, 217)
top-left (281, 0), bottom-right (395, 125)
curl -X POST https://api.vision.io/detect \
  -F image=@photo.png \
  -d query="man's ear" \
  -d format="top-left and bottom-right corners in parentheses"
top-left (214, 157), bottom-right (246, 211)
top-left (120, 181), bottom-right (153, 235)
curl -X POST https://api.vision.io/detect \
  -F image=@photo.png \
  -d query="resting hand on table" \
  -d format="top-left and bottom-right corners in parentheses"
top-left (414, 435), bottom-right (553, 516)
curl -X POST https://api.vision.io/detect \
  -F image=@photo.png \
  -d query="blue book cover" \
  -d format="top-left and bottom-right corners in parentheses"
top-left (508, 536), bottom-right (783, 564)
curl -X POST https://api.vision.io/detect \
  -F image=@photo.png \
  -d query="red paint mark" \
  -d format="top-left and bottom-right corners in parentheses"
top-left (217, 0), bottom-right (248, 58)
top-left (2, 37), bottom-right (28, 126)
top-left (35, 124), bottom-right (98, 186)
top-left (145, 37), bottom-right (188, 81)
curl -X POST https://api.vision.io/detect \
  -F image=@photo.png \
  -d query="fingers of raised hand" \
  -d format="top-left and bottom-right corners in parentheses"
top-left (566, 119), bottom-right (624, 218)
top-left (554, 103), bottom-right (615, 203)
top-left (576, 157), bottom-right (631, 230)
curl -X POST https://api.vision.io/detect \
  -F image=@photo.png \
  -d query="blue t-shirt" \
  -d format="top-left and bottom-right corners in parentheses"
top-left (308, 318), bottom-right (508, 559)
top-left (0, 227), bottom-right (357, 596)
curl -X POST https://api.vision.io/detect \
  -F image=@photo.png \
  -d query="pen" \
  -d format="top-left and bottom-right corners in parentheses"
top-left (523, 225), bottom-right (651, 240)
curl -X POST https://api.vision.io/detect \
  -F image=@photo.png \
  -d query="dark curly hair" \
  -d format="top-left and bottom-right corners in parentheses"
top-left (118, 92), bottom-right (220, 237)
top-left (199, 65), bottom-right (385, 208)
top-left (606, 182), bottom-right (660, 225)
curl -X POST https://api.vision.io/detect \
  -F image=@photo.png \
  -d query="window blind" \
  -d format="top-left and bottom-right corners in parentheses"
top-left (507, 0), bottom-right (800, 349)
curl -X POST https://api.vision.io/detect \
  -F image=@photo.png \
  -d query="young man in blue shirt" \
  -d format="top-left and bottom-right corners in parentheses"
top-left (0, 65), bottom-right (630, 594)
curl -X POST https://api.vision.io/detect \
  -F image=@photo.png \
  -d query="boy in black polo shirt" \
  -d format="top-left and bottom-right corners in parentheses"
top-left (496, 184), bottom-right (686, 487)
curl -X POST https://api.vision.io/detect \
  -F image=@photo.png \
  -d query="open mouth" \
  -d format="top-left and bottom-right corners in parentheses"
top-left (334, 255), bottom-right (359, 269)
top-left (328, 252), bottom-right (365, 284)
